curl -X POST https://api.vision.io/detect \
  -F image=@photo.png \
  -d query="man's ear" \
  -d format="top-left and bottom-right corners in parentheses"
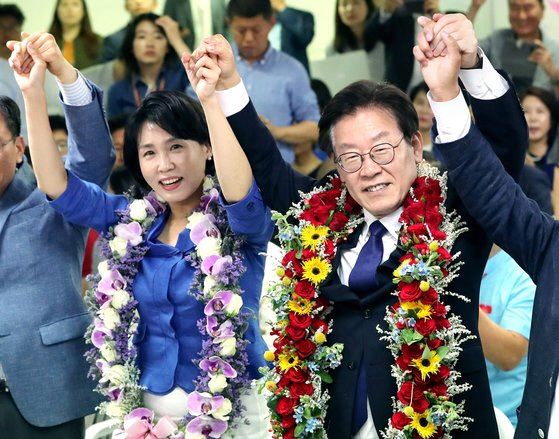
top-left (14, 135), bottom-right (25, 165)
top-left (411, 131), bottom-right (424, 164)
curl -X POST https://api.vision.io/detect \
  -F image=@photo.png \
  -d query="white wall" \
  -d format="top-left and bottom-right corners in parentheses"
top-left (11, 0), bottom-right (559, 61)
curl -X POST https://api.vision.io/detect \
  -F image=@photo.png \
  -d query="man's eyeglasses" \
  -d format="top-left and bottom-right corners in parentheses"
top-left (335, 135), bottom-right (406, 173)
top-left (0, 138), bottom-right (15, 149)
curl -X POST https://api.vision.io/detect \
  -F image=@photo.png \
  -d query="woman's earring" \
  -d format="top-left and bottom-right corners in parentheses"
top-left (208, 155), bottom-right (213, 161)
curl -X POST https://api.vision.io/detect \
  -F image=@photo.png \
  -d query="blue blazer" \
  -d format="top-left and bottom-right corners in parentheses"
top-left (440, 109), bottom-right (559, 439)
top-left (226, 77), bottom-right (527, 438)
top-left (0, 83), bottom-right (114, 427)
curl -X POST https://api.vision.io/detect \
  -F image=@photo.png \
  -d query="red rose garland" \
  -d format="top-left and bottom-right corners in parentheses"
top-left (260, 176), bottom-right (362, 438)
top-left (381, 165), bottom-right (473, 439)
top-left (260, 165), bottom-right (472, 439)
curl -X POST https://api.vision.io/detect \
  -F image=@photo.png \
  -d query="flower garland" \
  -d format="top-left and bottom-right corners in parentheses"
top-left (380, 164), bottom-right (473, 439)
top-left (84, 176), bottom-right (251, 439)
top-left (259, 176), bottom-right (363, 438)
top-left (260, 164), bottom-right (472, 439)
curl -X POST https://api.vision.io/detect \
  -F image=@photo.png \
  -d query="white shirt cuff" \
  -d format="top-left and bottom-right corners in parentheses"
top-left (215, 80), bottom-right (250, 117)
top-left (57, 70), bottom-right (92, 106)
top-left (428, 90), bottom-right (471, 144)
top-left (459, 48), bottom-right (509, 100)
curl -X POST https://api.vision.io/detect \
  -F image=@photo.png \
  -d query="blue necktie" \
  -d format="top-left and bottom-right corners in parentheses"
top-left (349, 221), bottom-right (386, 295)
top-left (348, 220), bottom-right (385, 435)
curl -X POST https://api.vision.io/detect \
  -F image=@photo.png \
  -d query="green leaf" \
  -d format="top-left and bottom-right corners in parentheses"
top-left (294, 423), bottom-right (306, 437)
top-left (267, 397), bottom-right (279, 411)
top-left (317, 370), bottom-right (333, 383)
top-left (400, 329), bottom-right (424, 344)
top-left (436, 345), bottom-right (450, 360)
top-left (421, 346), bottom-right (432, 360)
top-left (407, 309), bottom-right (419, 320)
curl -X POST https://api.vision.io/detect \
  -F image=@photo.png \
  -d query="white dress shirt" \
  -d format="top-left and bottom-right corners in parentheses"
top-left (216, 50), bottom-right (510, 439)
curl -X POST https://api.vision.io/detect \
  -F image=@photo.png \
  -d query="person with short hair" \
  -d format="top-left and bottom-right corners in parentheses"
top-left (190, 11), bottom-right (527, 437)
top-left (12, 28), bottom-right (274, 439)
top-left (226, 0), bottom-right (320, 164)
top-left (0, 31), bottom-right (114, 439)
top-left (0, 3), bottom-right (24, 59)
top-left (480, 0), bottom-right (559, 94)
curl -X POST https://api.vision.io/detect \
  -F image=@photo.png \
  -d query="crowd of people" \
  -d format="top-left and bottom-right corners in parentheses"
top-left (1, 0), bottom-right (559, 439)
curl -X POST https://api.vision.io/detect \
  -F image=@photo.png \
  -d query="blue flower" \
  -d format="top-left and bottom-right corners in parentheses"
top-left (407, 318), bottom-right (416, 327)
top-left (400, 264), bottom-right (413, 276)
top-left (416, 261), bottom-right (429, 276)
top-left (305, 418), bottom-right (320, 433)
top-left (294, 406), bottom-right (304, 423)
top-left (307, 361), bottom-right (319, 372)
top-left (279, 230), bottom-right (293, 241)
top-left (431, 411), bottom-right (447, 426)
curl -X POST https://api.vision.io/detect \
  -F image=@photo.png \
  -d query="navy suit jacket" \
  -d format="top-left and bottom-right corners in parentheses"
top-left (227, 79), bottom-right (526, 437)
top-left (440, 109), bottom-right (558, 439)
top-left (0, 83), bottom-right (114, 426)
top-left (365, 7), bottom-right (415, 91)
top-left (276, 7), bottom-right (314, 73)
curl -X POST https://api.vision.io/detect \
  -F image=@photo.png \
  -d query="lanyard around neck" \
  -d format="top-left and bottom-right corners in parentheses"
top-left (132, 76), bottom-right (166, 108)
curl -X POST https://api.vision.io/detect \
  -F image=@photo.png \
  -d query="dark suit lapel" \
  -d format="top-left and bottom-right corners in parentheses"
top-left (361, 243), bottom-right (406, 307)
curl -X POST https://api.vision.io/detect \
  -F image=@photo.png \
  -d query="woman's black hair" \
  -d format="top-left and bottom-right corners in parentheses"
top-left (48, 0), bottom-right (100, 61)
top-left (520, 86), bottom-right (559, 147)
top-left (333, 0), bottom-right (375, 53)
top-left (123, 90), bottom-right (213, 192)
top-left (408, 81), bottom-right (430, 102)
top-left (119, 12), bottom-right (178, 77)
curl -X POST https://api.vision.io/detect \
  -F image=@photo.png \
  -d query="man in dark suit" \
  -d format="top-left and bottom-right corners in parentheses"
top-left (426, 21), bottom-right (559, 439)
top-left (200, 13), bottom-right (526, 438)
top-left (271, 0), bottom-right (314, 73)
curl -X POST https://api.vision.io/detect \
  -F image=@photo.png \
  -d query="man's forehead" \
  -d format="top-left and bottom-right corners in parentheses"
top-left (0, 114), bottom-right (10, 134)
top-left (0, 15), bottom-right (21, 28)
top-left (509, 0), bottom-right (542, 8)
top-left (230, 15), bottom-right (270, 27)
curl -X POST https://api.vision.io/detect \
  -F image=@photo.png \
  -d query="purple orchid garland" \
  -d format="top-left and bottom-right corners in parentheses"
top-left (84, 177), bottom-right (251, 438)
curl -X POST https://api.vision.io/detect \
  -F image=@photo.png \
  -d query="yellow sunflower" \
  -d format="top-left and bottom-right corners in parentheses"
top-left (300, 225), bottom-right (329, 250)
top-left (400, 300), bottom-right (432, 319)
top-left (278, 351), bottom-right (300, 372)
top-left (302, 257), bottom-right (331, 285)
top-left (287, 297), bottom-right (313, 315)
top-left (411, 350), bottom-right (441, 380)
top-left (409, 410), bottom-right (437, 438)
